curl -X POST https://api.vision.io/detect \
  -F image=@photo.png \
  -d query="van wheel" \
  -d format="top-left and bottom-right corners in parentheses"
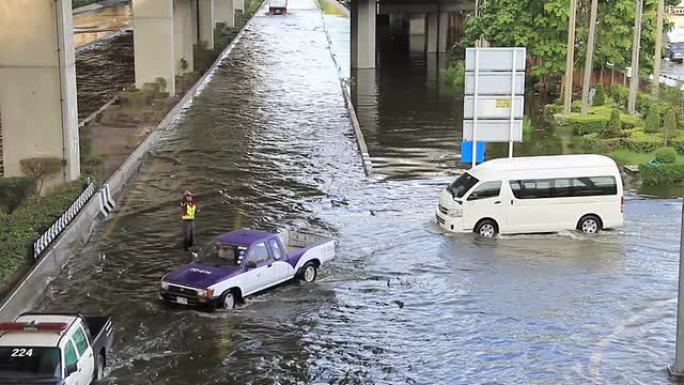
top-left (300, 262), bottom-right (317, 283)
top-left (475, 219), bottom-right (498, 238)
top-left (221, 291), bottom-right (236, 310)
top-left (578, 215), bottom-right (602, 234)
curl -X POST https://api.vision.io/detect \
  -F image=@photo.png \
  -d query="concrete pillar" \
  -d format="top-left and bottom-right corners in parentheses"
top-left (133, 0), bottom-right (176, 95)
top-left (351, 0), bottom-right (376, 69)
top-left (427, 13), bottom-right (438, 53)
top-left (409, 13), bottom-right (425, 35)
top-left (234, 0), bottom-right (245, 12)
top-left (191, 0), bottom-right (199, 44)
top-left (0, 0), bottom-right (80, 184)
top-left (215, 0), bottom-right (235, 29)
top-left (198, 0), bottom-right (215, 49)
top-left (174, 0), bottom-right (194, 74)
top-left (438, 12), bottom-right (448, 52)
top-left (389, 13), bottom-right (403, 35)
top-left (352, 69), bottom-right (378, 135)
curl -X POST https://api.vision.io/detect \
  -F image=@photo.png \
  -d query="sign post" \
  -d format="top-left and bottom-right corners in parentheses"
top-left (464, 47), bottom-right (526, 167)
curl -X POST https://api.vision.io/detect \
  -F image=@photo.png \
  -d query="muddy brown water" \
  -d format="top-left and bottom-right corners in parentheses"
top-left (31, 1), bottom-right (684, 384)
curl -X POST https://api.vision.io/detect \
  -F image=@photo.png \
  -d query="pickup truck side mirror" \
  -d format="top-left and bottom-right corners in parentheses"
top-left (65, 363), bottom-right (78, 377)
top-left (247, 261), bottom-right (257, 269)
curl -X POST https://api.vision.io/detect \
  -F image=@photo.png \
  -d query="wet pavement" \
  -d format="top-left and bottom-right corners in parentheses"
top-left (31, 1), bottom-right (684, 384)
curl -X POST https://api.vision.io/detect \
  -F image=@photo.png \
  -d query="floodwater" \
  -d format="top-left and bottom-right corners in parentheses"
top-left (33, 0), bottom-right (684, 384)
top-left (73, 3), bottom-right (132, 49)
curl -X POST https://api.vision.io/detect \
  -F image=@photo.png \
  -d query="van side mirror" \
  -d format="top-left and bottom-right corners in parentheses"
top-left (65, 363), bottom-right (78, 377)
top-left (467, 193), bottom-right (478, 201)
top-left (247, 261), bottom-right (257, 269)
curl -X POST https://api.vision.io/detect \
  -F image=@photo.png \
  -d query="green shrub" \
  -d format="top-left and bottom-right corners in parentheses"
top-left (544, 104), bottom-right (563, 123)
top-left (664, 108), bottom-right (678, 140)
top-left (602, 109), bottom-right (621, 138)
top-left (0, 178), bottom-right (36, 214)
top-left (644, 104), bottom-right (661, 134)
top-left (566, 113), bottom-right (609, 135)
top-left (669, 136), bottom-right (684, 154)
top-left (571, 100), bottom-right (583, 113)
top-left (609, 85), bottom-right (629, 108)
top-left (593, 84), bottom-right (606, 106)
top-left (443, 60), bottom-right (465, 89)
top-left (637, 93), bottom-right (654, 116)
top-left (639, 161), bottom-right (684, 186)
top-left (621, 113), bottom-right (641, 129)
top-left (655, 147), bottom-right (678, 164)
top-left (623, 130), bottom-right (663, 152)
top-left (580, 135), bottom-right (622, 152)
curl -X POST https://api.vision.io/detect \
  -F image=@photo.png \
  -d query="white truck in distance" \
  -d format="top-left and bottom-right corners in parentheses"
top-left (0, 313), bottom-right (113, 385)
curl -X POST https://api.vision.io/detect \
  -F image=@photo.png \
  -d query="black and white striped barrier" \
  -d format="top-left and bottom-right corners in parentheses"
top-left (98, 184), bottom-right (116, 217)
top-left (33, 183), bottom-right (96, 260)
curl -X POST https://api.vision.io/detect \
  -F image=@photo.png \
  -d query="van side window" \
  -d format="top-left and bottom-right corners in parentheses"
top-left (510, 176), bottom-right (617, 199)
top-left (72, 327), bottom-right (89, 356)
top-left (64, 341), bottom-right (78, 368)
top-left (467, 181), bottom-right (501, 201)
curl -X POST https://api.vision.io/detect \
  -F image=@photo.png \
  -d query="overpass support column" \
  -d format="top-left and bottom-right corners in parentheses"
top-left (438, 12), bottom-right (448, 52)
top-left (427, 13), bottom-right (438, 53)
top-left (234, 0), bottom-right (245, 13)
top-left (133, 0), bottom-right (176, 95)
top-left (389, 13), bottom-right (403, 35)
top-left (198, 0), bottom-right (215, 49)
top-left (215, 0), bottom-right (235, 29)
top-left (351, 0), bottom-right (376, 69)
top-left (409, 14), bottom-right (425, 53)
top-left (174, 0), bottom-right (194, 74)
top-left (0, 0), bottom-right (80, 184)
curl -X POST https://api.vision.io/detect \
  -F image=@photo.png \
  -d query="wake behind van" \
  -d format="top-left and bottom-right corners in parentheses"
top-left (436, 155), bottom-right (624, 237)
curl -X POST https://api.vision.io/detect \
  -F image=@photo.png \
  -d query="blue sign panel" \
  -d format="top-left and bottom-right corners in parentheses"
top-left (460, 140), bottom-right (485, 164)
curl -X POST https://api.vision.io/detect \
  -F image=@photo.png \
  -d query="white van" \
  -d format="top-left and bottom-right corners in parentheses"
top-left (435, 155), bottom-right (624, 237)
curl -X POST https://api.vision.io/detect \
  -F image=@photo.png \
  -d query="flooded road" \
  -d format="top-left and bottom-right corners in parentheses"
top-left (33, 1), bottom-right (684, 384)
top-left (74, 3), bottom-right (132, 49)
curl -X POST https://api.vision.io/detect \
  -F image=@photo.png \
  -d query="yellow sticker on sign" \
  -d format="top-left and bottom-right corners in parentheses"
top-left (496, 99), bottom-right (511, 108)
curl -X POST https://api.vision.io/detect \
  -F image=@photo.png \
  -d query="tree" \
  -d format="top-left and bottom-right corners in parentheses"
top-left (602, 108), bottom-right (622, 138)
top-left (664, 108), bottom-right (677, 141)
top-left (644, 104), bottom-right (661, 133)
top-left (593, 84), bottom-right (606, 106)
top-left (463, 0), bottom-right (679, 85)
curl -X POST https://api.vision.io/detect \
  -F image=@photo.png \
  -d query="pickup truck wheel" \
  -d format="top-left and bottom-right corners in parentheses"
top-left (221, 291), bottom-right (236, 310)
top-left (94, 354), bottom-right (105, 382)
top-left (301, 263), bottom-right (317, 283)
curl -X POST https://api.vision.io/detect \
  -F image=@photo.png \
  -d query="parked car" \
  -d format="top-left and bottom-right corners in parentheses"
top-left (0, 313), bottom-right (113, 385)
top-left (665, 29), bottom-right (684, 63)
top-left (160, 228), bottom-right (335, 310)
top-left (436, 154), bottom-right (624, 237)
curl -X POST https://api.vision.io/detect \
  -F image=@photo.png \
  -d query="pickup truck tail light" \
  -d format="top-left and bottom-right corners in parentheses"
top-left (621, 196), bottom-right (624, 213)
top-left (0, 322), bottom-right (68, 333)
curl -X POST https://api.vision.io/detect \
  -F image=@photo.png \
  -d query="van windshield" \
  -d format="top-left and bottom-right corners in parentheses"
top-left (0, 347), bottom-right (61, 380)
top-left (448, 173), bottom-right (479, 198)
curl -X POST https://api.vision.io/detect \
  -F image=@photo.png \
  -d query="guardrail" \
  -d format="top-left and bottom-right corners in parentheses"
top-left (32, 183), bottom-right (96, 260)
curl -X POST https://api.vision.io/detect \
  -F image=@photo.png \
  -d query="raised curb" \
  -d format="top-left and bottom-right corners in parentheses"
top-left (318, 3), bottom-right (372, 176)
top-left (0, 2), bottom-right (266, 321)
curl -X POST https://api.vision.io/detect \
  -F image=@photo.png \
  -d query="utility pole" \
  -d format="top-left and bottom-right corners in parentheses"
top-left (653, 0), bottom-right (665, 97)
top-left (581, 0), bottom-right (599, 115)
top-left (563, 0), bottom-right (578, 115)
top-left (628, 0), bottom-right (644, 115)
top-left (669, 200), bottom-right (684, 381)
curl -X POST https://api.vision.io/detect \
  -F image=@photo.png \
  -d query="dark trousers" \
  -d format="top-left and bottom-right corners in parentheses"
top-left (182, 220), bottom-right (195, 250)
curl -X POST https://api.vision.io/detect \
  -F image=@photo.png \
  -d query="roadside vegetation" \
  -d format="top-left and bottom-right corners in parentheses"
top-left (316, 0), bottom-right (347, 16)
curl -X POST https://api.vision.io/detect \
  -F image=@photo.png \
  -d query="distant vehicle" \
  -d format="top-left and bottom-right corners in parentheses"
top-left (0, 313), bottom-right (113, 385)
top-left (665, 28), bottom-right (684, 63)
top-left (269, 0), bottom-right (287, 15)
top-left (436, 155), bottom-right (624, 238)
top-left (160, 229), bottom-right (335, 310)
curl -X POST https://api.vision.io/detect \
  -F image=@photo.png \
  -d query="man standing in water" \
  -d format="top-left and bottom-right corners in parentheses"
top-left (180, 190), bottom-right (199, 250)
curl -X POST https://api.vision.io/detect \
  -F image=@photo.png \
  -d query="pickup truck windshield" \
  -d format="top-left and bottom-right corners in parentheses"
top-left (198, 243), bottom-right (246, 267)
top-left (0, 347), bottom-right (61, 379)
top-left (448, 173), bottom-right (479, 198)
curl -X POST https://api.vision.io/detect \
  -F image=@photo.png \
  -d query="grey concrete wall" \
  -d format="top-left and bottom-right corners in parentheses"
top-left (0, 1), bottom-right (266, 322)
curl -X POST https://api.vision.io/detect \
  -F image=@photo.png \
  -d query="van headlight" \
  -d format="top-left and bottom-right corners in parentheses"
top-left (448, 208), bottom-right (463, 218)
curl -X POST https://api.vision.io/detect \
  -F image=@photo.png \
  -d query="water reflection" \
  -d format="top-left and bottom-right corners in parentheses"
top-left (74, 3), bottom-right (132, 48)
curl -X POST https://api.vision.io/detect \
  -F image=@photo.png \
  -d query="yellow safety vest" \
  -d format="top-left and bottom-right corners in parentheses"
top-left (182, 204), bottom-right (197, 220)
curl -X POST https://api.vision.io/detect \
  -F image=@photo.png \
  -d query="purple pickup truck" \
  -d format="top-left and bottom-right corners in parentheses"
top-left (159, 228), bottom-right (335, 310)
